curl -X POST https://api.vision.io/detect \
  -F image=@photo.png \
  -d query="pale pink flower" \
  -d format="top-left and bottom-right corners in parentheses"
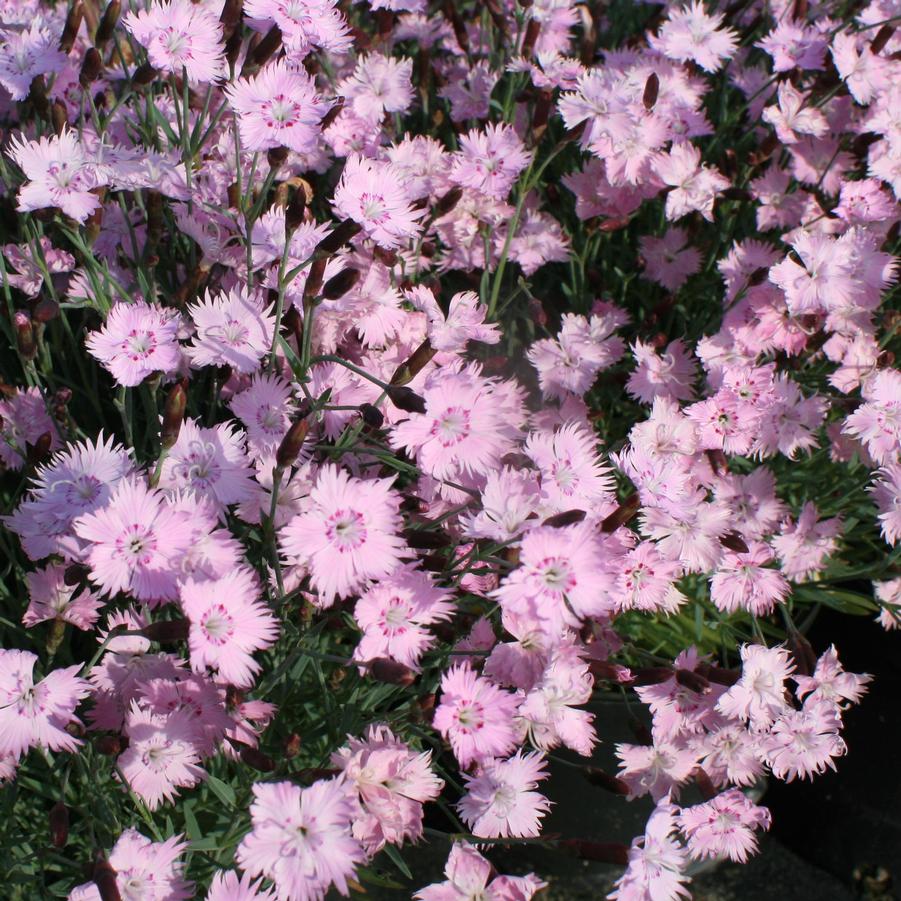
top-left (678, 789), bottom-right (771, 863)
top-left (695, 723), bottom-right (765, 789)
top-left (206, 870), bottom-right (277, 901)
top-left (793, 645), bottom-right (871, 707)
top-left (762, 83), bottom-right (828, 145)
top-left (407, 287), bottom-right (500, 353)
top-left (710, 541), bottom-right (790, 616)
top-left (85, 301), bottom-right (182, 387)
top-left (433, 663), bottom-right (520, 768)
top-left (640, 228), bottom-right (702, 291)
top-left (843, 369), bottom-right (901, 465)
top-left (236, 779), bottom-right (364, 901)
top-left (332, 154), bottom-right (424, 249)
top-left (225, 60), bottom-right (333, 154)
top-left (871, 463), bottom-right (901, 546)
top-left (353, 565), bottom-right (455, 670)
top-left (23, 565), bottom-right (103, 631)
top-left (653, 143), bottom-right (730, 222)
top-left (771, 502), bottom-right (841, 582)
top-left (450, 124), bottom-right (533, 200)
top-left (74, 477), bottom-right (193, 602)
top-left (615, 740), bottom-right (698, 802)
top-left (230, 373), bottom-right (298, 455)
top-left (332, 724), bottom-right (443, 854)
top-left (244, 0), bottom-right (352, 59)
top-left (0, 20), bottom-right (67, 101)
top-left (124, 0), bottom-right (225, 82)
top-left (159, 419), bottom-right (257, 515)
top-left (415, 842), bottom-right (545, 901)
top-left (716, 644), bottom-right (795, 730)
top-left (458, 751), bottom-right (551, 838)
top-left (186, 288), bottom-right (276, 374)
top-left (0, 650), bottom-right (89, 760)
top-left (757, 22), bottom-right (827, 72)
top-left (616, 541), bottom-right (687, 614)
top-left (0, 386), bottom-right (59, 471)
top-left (180, 568), bottom-right (279, 688)
top-left (627, 339), bottom-right (697, 405)
top-left (68, 829), bottom-right (192, 901)
top-left (340, 53), bottom-right (414, 121)
top-left (279, 464), bottom-right (407, 605)
top-left (650, 0), bottom-right (738, 72)
top-left (763, 697), bottom-right (847, 781)
top-left (119, 704), bottom-right (205, 809)
top-left (8, 129), bottom-right (108, 223)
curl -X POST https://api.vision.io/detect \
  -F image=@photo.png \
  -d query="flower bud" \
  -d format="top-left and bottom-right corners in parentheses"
top-left (49, 801), bottom-right (69, 848)
top-left (787, 629), bottom-right (817, 677)
top-left (285, 189), bottom-right (307, 235)
top-left (93, 851), bottom-right (122, 901)
top-left (433, 186), bottom-right (463, 217)
top-left (359, 403), bottom-right (384, 428)
top-left (632, 666), bottom-right (674, 686)
top-left (521, 18), bottom-right (541, 58)
top-left (60, 3), bottom-right (84, 54)
top-left (387, 385), bottom-right (427, 415)
top-left (720, 531), bottom-right (749, 554)
top-left (80, 48), bottom-right (104, 89)
top-left (315, 218), bottom-right (361, 255)
top-left (220, 0), bottom-right (243, 33)
top-left (321, 268), bottom-right (360, 300)
top-left (64, 564), bottom-right (89, 586)
top-left (583, 767), bottom-right (631, 795)
top-left (600, 494), bottom-right (639, 532)
top-left (140, 619), bottom-right (189, 642)
top-left (368, 658), bottom-right (417, 686)
top-left (132, 62), bottom-right (158, 86)
top-left (267, 146), bottom-right (288, 170)
top-left (542, 509), bottom-right (586, 528)
top-left (27, 432), bottom-right (53, 468)
top-left (276, 415), bottom-right (310, 469)
top-left (94, 735), bottom-right (123, 756)
top-left (51, 99), bottom-right (69, 135)
top-left (247, 24), bottom-right (282, 72)
top-left (284, 733), bottom-right (302, 758)
top-left (675, 668), bottom-right (710, 693)
top-left (95, 1), bottom-right (121, 48)
top-left (390, 338), bottom-right (436, 386)
top-left (239, 745), bottom-right (276, 772)
top-left (160, 381), bottom-right (187, 450)
top-left (643, 72), bottom-right (659, 110)
top-left (872, 23), bottom-right (895, 53)
top-left (14, 311), bottom-right (36, 360)
top-left (320, 96), bottom-right (344, 130)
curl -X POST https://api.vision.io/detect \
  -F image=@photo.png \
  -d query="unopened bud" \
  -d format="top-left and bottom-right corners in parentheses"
top-left (284, 733), bottom-right (302, 757)
top-left (94, 735), bottom-right (122, 756)
top-left (132, 62), bottom-right (158, 86)
top-left (49, 801), bottom-right (69, 848)
top-left (521, 18), bottom-right (541, 58)
top-left (60, 3), bottom-right (84, 54)
top-left (140, 619), bottom-right (189, 642)
top-left (643, 72), bottom-right (659, 110)
top-left (161, 382), bottom-right (187, 450)
top-left (74, 48), bottom-right (100, 87)
top-left (14, 311), bottom-right (36, 360)
top-left (368, 658), bottom-right (416, 686)
top-left (387, 385), bottom-right (427, 415)
top-left (93, 852), bottom-right (122, 901)
top-left (285, 189), bottom-right (307, 234)
top-left (239, 745), bottom-right (276, 772)
top-left (787, 629), bottom-right (817, 677)
top-left (320, 96), bottom-right (344, 130)
top-left (248, 24), bottom-right (282, 70)
top-left (632, 666), bottom-right (674, 686)
top-left (220, 0), bottom-right (243, 33)
top-left (27, 432), bottom-right (53, 468)
top-left (390, 338), bottom-right (436, 386)
top-left (694, 766), bottom-right (718, 800)
top-left (583, 767), bottom-right (631, 795)
top-left (543, 509), bottom-right (586, 528)
top-left (51, 100), bottom-right (68, 135)
top-left (64, 564), bottom-right (89, 586)
top-left (276, 415), bottom-right (310, 468)
top-left (267, 146), bottom-right (288, 170)
top-left (872, 24), bottom-right (895, 54)
top-left (359, 403), bottom-right (384, 428)
top-left (600, 494), bottom-right (639, 532)
top-left (701, 665), bottom-right (740, 686)
top-left (433, 186), bottom-right (463, 217)
top-left (315, 218), bottom-right (361, 255)
top-left (675, 668), bottom-right (710, 693)
top-left (322, 268), bottom-right (360, 300)
top-left (720, 531), bottom-right (749, 554)
top-left (95, 1), bottom-right (121, 48)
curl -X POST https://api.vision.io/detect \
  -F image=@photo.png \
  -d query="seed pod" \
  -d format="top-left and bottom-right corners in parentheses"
top-left (558, 840), bottom-right (630, 866)
top-left (387, 385), bottom-right (427, 414)
top-left (95, 1), bottom-right (121, 48)
top-left (583, 768), bottom-right (631, 795)
top-left (359, 403), bottom-right (384, 428)
top-left (643, 72), bottom-right (659, 110)
top-left (49, 801), bottom-right (69, 849)
top-left (368, 658), bottom-right (416, 686)
top-left (140, 619), bottom-right (189, 642)
top-left (14, 311), bottom-right (36, 360)
top-left (321, 268), bottom-right (360, 300)
top-left (60, 3), bottom-right (84, 54)
top-left (315, 218), bottom-right (362, 255)
top-left (276, 414), bottom-right (310, 469)
top-left (160, 381), bottom-right (187, 450)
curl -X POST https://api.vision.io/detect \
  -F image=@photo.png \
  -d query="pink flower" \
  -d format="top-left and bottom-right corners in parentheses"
top-left (226, 60), bottom-right (333, 154)
top-left (640, 228), bottom-right (701, 292)
top-left (716, 644), bottom-right (795, 730)
top-left (0, 650), bottom-right (89, 760)
top-left (332, 724), bottom-right (443, 854)
top-left (615, 740), bottom-right (698, 802)
top-left (206, 870), bottom-right (277, 901)
top-left (353, 565), bottom-right (455, 670)
top-left (408, 287), bottom-right (500, 353)
top-left (415, 842), bottom-right (545, 901)
top-left (871, 463), bottom-right (901, 546)
top-left (609, 797), bottom-right (690, 901)
top-left (158, 419), bottom-right (257, 515)
top-left (332, 154), bottom-right (425, 249)
top-left (279, 464), bottom-right (407, 605)
top-left (23, 565), bottom-right (103, 630)
top-left (653, 143), bottom-right (730, 222)
top-left (450, 124), bottom-right (532, 200)
top-left (695, 723), bottom-right (765, 789)
top-left (616, 541), bottom-right (687, 614)
top-left (650, 1), bottom-right (738, 72)
top-left (119, 704), bottom-right (205, 809)
top-left (757, 21), bottom-right (827, 72)
top-left (709, 541), bottom-right (790, 616)
top-left (458, 751), bottom-right (551, 838)
top-left (762, 83), bottom-right (828, 146)
top-left (85, 301), bottom-right (182, 387)
top-left (124, 0), bottom-right (225, 82)
top-left (180, 567), bottom-right (279, 688)
top-left (843, 370), bottom-right (901, 465)
top-left (771, 502), bottom-right (841, 582)
top-left (236, 779), bottom-right (364, 901)
top-left (627, 339), bottom-right (696, 405)
top-left (8, 130), bottom-right (108, 223)
top-left (244, 0), bottom-right (352, 59)
top-left (433, 663), bottom-right (520, 768)
top-left (230, 373), bottom-right (298, 455)
top-left (186, 288), bottom-right (276, 374)
top-left (340, 53), bottom-right (414, 121)
top-left (493, 522), bottom-right (615, 639)
top-left (762, 697), bottom-right (847, 781)
top-left (794, 645), bottom-right (871, 707)
top-left (73, 477), bottom-right (194, 602)
top-left (678, 789), bottom-right (771, 863)
top-left (0, 20), bottom-right (67, 101)
top-left (68, 829), bottom-right (192, 901)
top-left (0, 386), bottom-right (60, 471)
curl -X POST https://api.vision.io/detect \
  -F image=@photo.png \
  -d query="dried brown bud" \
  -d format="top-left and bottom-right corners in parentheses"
top-left (284, 734), bottom-right (302, 758)
top-left (322, 268), bottom-right (361, 300)
top-left (285, 189), bottom-right (307, 235)
top-left (632, 667), bottom-right (674, 686)
top-left (27, 432), bottom-right (53, 468)
top-left (600, 493), bottom-right (640, 532)
top-left (387, 385), bottom-right (427, 414)
top-left (94, 735), bottom-right (123, 756)
top-left (248, 24), bottom-right (282, 70)
top-left (320, 97), bottom-right (344, 130)
top-left (390, 338), bottom-right (436, 386)
top-left (239, 745), bottom-right (276, 772)
top-left (49, 801), bottom-right (69, 849)
top-left (787, 629), bottom-right (817, 677)
top-left (161, 381), bottom-right (187, 450)
top-left (51, 99), bottom-right (68, 135)
top-left (434, 186), bottom-right (463, 217)
top-left (871, 24), bottom-right (895, 54)
top-left (675, 668), bottom-right (710, 693)
top-left (521, 18), bottom-right (541, 58)
top-left (220, 0), bottom-right (243, 33)
top-left (267, 146), bottom-right (289, 170)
